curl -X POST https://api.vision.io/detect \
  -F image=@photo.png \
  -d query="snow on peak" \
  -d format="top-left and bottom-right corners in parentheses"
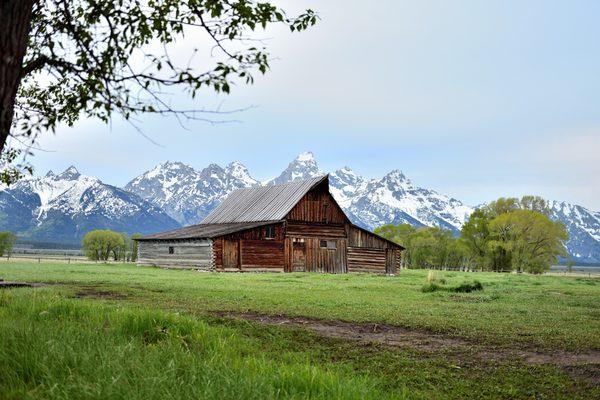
top-left (57, 166), bottom-right (80, 180)
top-left (296, 151), bottom-right (315, 163)
top-left (267, 151), bottom-right (322, 185)
top-left (45, 170), bottom-right (55, 178)
top-left (382, 169), bottom-right (411, 186)
top-left (226, 161), bottom-right (259, 186)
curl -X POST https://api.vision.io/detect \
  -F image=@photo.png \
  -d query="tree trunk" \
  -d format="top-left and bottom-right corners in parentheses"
top-left (0, 0), bottom-right (37, 153)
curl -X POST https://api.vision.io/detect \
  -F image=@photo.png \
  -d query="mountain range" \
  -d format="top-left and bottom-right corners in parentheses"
top-left (1, 152), bottom-right (599, 263)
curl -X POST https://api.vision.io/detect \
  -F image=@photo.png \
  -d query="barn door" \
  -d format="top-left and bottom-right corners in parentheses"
top-left (223, 239), bottom-right (240, 270)
top-left (292, 239), bottom-right (306, 272)
top-left (385, 248), bottom-right (397, 275)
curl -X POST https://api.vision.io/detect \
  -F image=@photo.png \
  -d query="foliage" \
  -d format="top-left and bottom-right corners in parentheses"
top-left (465, 196), bottom-right (567, 273)
top-left (488, 210), bottom-right (567, 273)
top-left (375, 224), bottom-right (472, 269)
top-left (0, 231), bottom-right (16, 257)
top-left (82, 230), bottom-right (125, 261)
top-left (421, 279), bottom-right (483, 293)
top-left (453, 280), bottom-right (483, 293)
top-left (81, 230), bottom-right (144, 262)
top-left (378, 195), bottom-right (566, 274)
top-left (130, 233), bottom-right (143, 262)
top-left (2, 0), bottom-right (318, 184)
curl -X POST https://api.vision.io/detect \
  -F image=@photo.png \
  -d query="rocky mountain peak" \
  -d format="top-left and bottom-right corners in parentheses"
top-left (267, 151), bottom-right (322, 185)
top-left (381, 169), bottom-right (411, 187)
top-left (57, 166), bottom-right (81, 180)
top-left (225, 161), bottom-right (259, 187)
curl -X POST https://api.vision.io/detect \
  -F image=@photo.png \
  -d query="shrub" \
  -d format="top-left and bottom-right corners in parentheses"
top-left (421, 283), bottom-right (443, 293)
top-left (452, 280), bottom-right (484, 293)
top-left (421, 280), bottom-right (483, 294)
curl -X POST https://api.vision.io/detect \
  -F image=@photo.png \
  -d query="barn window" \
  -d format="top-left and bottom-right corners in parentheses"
top-left (320, 240), bottom-right (336, 250)
top-left (168, 246), bottom-right (174, 254)
top-left (265, 226), bottom-right (275, 239)
top-left (323, 204), bottom-right (329, 223)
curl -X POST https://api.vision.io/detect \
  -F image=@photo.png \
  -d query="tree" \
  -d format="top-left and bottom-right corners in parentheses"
top-left (0, 1), bottom-right (317, 183)
top-left (130, 233), bottom-right (143, 262)
top-left (82, 229), bottom-right (125, 261)
top-left (489, 210), bottom-right (567, 273)
top-left (0, 232), bottom-right (16, 257)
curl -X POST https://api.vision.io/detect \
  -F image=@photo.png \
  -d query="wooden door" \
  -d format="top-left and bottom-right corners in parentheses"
top-left (223, 239), bottom-right (240, 270)
top-left (292, 240), bottom-right (306, 272)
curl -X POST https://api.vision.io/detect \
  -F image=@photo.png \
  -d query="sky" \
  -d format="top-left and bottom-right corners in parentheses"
top-left (24, 0), bottom-right (600, 209)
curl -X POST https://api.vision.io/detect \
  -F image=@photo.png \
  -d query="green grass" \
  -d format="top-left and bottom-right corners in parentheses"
top-left (0, 261), bottom-right (598, 399)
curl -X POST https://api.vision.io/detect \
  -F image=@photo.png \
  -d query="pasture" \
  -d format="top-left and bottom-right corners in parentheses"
top-left (0, 261), bottom-right (598, 399)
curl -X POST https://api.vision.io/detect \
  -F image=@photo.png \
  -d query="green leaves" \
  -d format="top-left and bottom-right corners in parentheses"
top-left (5, 0), bottom-right (318, 182)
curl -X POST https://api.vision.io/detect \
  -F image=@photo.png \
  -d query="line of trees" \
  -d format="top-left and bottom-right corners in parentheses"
top-left (376, 196), bottom-right (568, 274)
top-left (82, 230), bottom-right (142, 262)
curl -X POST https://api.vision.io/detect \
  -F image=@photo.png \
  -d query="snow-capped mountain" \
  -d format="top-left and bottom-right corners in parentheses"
top-left (0, 166), bottom-right (179, 243)
top-left (124, 161), bottom-right (259, 225)
top-left (265, 151), bottom-right (322, 185)
top-left (127, 152), bottom-right (474, 232)
top-left (3, 152), bottom-right (599, 263)
top-left (337, 169), bottom-right (474, 232)
top-left (548, 201), bottom-right (600, 262)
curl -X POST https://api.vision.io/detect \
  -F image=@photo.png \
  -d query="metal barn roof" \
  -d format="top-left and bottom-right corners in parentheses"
top-left (201, 175), bottom-right (327, 224)
top-left (137, 221), bottom-right (277, 241)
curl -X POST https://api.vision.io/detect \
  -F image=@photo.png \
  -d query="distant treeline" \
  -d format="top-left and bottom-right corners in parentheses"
top-left (376, 196), bottom-right (568, 274)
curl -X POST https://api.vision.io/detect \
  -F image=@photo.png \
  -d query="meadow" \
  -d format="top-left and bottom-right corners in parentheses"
top-left (0, 261), bottom-right (598, 399)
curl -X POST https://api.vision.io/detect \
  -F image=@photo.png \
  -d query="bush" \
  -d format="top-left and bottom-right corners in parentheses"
top-left (421, 280), bottom-right (484, 294)
top-left (452, 280), bottom-right (484, 293)
top-left (421, 283), bottom-right (443, 293)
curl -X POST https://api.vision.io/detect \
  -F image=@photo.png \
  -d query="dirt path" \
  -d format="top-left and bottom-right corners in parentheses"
top-left (214, 311), bottom-right (600, 372)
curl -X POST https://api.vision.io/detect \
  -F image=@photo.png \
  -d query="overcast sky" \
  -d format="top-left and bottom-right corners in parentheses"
top-left (26, 0), bottom-right (600, 209)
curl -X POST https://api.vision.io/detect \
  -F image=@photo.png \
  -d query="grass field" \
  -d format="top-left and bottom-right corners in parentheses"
top-left (0, 261), bottom-right (598, 399)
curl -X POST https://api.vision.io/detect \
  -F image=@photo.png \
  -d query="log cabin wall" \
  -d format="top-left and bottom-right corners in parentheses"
top-left (347, 225), bottom-right (401, 274)
top-left (137, 239), bottom-right (214, 270)
top-left (213, 223), bottom-right (285, 272)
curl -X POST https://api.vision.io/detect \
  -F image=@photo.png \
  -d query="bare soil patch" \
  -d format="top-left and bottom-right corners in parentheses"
top-left (73, 287), bottom-right (129, 300)
top-left (214, 311), bottom-right (600, 384)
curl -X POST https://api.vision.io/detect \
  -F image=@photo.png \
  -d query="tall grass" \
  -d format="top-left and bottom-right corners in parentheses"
top-left (0, 290), bottom-right (388, 400)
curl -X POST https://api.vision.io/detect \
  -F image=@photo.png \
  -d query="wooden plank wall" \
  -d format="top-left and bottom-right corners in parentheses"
top-left (286, 221), bottom-right (346, 238)
top-left (347, 226), bottom-right (402, 274)
top-left (304, 237), bottom-right (347, 273)
top-left (347, 247), bottom-right (386, 273)
top-left (286, 181), bottom-right (347, 224)
top-left (137, 240), bottom-right (213, 270)
top-left (214, 223), bottom-right (285, 272)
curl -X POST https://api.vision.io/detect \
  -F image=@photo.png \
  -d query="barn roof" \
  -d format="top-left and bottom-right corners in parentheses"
top-left (201, 175), bottom-right (328, 224)
top-left (137, 221), bottom-right (277, 241)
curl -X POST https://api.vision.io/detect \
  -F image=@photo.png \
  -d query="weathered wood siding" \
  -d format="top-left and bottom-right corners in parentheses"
top-left (137, 239), bottom-right (213, 270)
top-left (286, 181), bottom-right (348, 224)
top-left (214, 223), bottom-right (285, 272)
top-left (301, 237), bottom-right (347, 273)
top-left (346, 225), bottom-right (401, 274)
top-left (286, 221), bottom-right (346, 238)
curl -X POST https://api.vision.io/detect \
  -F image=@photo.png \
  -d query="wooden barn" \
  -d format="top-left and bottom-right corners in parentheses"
top-left (136, 175), bottom-right (404, 274)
